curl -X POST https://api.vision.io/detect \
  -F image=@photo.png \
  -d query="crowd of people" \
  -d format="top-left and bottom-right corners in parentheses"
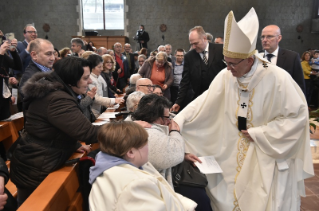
top-left (0, 7), bottom-right (315, 211)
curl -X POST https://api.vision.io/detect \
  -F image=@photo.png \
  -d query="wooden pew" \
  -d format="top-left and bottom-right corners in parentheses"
top-left (17, 143), bottom-right (100, 210)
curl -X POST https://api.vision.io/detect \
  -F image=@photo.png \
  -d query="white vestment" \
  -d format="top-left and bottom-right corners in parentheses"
top-left (174, 54), bottom-right (314, 211)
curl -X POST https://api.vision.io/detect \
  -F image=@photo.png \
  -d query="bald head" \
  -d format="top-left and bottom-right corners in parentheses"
top-left (30, 38), bottom-right (55, 68)
top-left (136, 78), bottom-right (153, 94)
top-left (261, 25), bottom-right (282, 53)
top-left (97, 47), bottom-right (107, 56)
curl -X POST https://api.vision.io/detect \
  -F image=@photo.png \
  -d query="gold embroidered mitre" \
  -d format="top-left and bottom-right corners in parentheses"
top-left (223, 8), bottom-right (259, 59)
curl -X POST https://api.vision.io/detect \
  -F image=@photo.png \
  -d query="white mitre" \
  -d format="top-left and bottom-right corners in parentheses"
top-left (223, 8), bottom-right (259, 59)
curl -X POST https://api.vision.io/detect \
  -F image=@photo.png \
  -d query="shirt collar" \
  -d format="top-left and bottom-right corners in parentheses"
top-left (204, 42), bottom-right (209, 53)
top-left (32, 60), bottom-right (51, 72)
top-left (174, 61), bottom-right (184, 66)
top-left (265, 46), bottom-right (279, 57)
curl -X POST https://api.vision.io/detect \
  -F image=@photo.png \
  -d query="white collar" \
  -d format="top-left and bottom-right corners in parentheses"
top-left (238, 57), bottom-right (258, 84)
top-left (265, 46), bottom-right (279, 57)
top-left (204, 42), bottom-right (209, 52)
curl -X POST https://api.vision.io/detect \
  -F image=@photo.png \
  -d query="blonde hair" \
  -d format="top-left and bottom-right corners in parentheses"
top-left (189, 26), bottom-right (206, 38)
top-left (102, 54), bottom-right (116, 72)
top-left (98, 121), bottom-right (148, 158)
top-left (59, 47), bottom-right (71, 58)
top-left (81, 51), bottom-right (95, 59)
top-left (155, 51), bottom-right (168, 62)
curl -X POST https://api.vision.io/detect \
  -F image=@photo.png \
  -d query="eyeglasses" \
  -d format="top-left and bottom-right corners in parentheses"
top-left (175, 55), bottom-right (184, 57)
top-left (223, 59), bottom-right (245, 68)
top-left (106, 62), bottom-right (114, 64)
top-left (162, 115), bottom-right (171, 120)
top-left (260, 35), bottom-right (278, 40)
top-left (26, 31), bottom-right (37, 34)
top-left (138, 85), bottom-right (155, 90)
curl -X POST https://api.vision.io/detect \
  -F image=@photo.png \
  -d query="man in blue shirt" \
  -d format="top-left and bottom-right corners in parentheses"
top-left (170, 49), bottom-right (185, 104)
top-left (19, 38), bottom-right (55, 101)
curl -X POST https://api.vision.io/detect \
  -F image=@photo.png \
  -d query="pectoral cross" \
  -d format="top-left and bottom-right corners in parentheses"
top-left (241, 103), bottom-right (247, 109)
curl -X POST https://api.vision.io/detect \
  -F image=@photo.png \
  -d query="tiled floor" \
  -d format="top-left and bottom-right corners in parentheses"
top-left (300, 163), bottom-right (319, 211)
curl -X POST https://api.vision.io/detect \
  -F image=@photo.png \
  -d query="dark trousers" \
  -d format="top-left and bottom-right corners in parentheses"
top-left (174, 185), bottom-right (213, 211)
top-left (17, 187), bottom-right (36, 207)
top-left (305, 79), bottom-right (313, 105)
top-left (170, 86), bottom-right (179, 104)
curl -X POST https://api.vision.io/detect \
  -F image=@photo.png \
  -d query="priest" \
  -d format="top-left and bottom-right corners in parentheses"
top-left (174, 8), bottom-right (314, 211)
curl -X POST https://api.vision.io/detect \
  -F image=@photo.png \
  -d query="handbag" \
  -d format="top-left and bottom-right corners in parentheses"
top-left (172, 160), bottom-right (208, 188)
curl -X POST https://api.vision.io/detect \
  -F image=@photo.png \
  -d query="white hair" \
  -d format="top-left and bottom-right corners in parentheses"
top-left (130, 73), bottom-right (142, 85)
top-left (126, 91), bottom-right (145, 112)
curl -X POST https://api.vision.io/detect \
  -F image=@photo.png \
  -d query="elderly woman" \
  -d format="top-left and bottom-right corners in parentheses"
top-left (139, 52), bottom-right (173, 100)
top-left (10, 57), bottom-right (99, 205)
top-left (125, 91), bottom-right (145, 121)
top-left (137, 54), bottom-right (146, 72)
top-left (132, 94), bottom-right (212, 211)
top-left (131, 94), bottom-right (184, 185)
top-left (87, 54), bottom-right (124, 117)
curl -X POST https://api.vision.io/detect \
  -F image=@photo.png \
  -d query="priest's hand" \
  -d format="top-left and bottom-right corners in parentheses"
top-left (241, 130), bottom-right (254, 142)
top-left (170, 103), bottom-right (180, 112)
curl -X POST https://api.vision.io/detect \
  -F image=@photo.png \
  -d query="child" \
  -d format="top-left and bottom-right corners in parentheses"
top-left (309, 50), bottom-right (319, 72)
top-left (89, 121), bottom-right (197, 211)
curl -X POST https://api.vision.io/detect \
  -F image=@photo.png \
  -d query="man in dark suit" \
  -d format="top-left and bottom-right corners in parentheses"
top-left (136, 25), bottom-right (149, 49)
top-left (171, 26), bottom-right (226, 112)
top-left (15, 24), bottom-right (38, 75)
top-left (261, 25), bottom-right (305, 93)
top-left (122, 43), bottom-right (135, 75)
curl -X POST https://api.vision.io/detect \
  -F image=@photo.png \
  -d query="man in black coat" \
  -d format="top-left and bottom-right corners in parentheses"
top-left (171, 26), bottom-right (226, 112)
top-left (136, 25), bottom-right (149, 49)
top-left (260, 25), bottom-right (305, 93)
top-left (122, 43), bottom-right (135, 75)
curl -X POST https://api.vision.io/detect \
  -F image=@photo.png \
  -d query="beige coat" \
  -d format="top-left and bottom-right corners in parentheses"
top-left (89, 162), bottom-right (197, 211)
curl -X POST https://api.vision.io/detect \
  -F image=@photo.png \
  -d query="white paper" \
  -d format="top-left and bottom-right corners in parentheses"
top-left (194, 156), bottom-right (223, 174)
top-left (107, 104), bottom-right (120, 110)
top-left (92, 120), bottom-right (109, 126)
top-left (2, 112), bottom-right (24, 121)
top-left (12, 88), bottom-right (18, 105)
top-left (97, 112), bottom-right (119, 120)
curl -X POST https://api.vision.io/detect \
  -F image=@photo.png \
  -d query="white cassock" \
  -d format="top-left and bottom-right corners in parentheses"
top-left (174, 53), bottom-right (314, 211)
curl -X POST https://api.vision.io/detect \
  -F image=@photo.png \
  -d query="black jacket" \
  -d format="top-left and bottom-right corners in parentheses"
top-left (122, 52), bottom-right (136, 75)
top-left (19, 60), bottom-right (43, 99)
top-left (262, 48), bottom-right (305, 93)
top-left (175, 43), bottom-right (226, 106)
top-left (10, 71), bottom-right (99, 189)
top-left (0, 50), bottom-right (22, 120)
